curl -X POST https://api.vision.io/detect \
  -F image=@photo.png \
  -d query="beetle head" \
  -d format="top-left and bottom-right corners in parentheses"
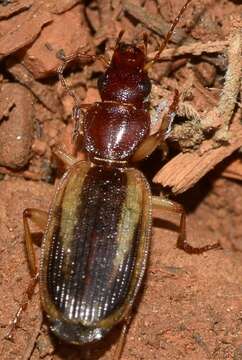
top-left (111, 43), bottom-right (146, 71)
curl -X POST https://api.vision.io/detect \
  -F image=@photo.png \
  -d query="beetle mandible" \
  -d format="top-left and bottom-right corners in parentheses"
top-left (6, 0), bottom-right (220, 358)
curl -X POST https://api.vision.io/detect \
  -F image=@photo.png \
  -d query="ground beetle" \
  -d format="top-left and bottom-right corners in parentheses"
top-left (6, 0), bottom-right (220, 358)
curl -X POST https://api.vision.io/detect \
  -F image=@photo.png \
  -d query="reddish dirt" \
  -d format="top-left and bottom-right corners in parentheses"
top-left (0, 0), bottom-right (241, 360)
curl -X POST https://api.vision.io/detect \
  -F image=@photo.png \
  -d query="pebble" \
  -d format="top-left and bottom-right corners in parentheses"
top-left (0, 83), bottom-right (34, 169)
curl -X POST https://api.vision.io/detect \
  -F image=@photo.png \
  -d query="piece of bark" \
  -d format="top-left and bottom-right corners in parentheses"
top-left (0, 4), bottom-right (52, 59)
top-left (6, 60), bottom-right (60, 113)
top-left (0, 83), bottom-right (34, 169)
top-left (46, 0), bottom-right (82, 14)
top-left (148, 40), bottom-right (229, 60)
top-left (20, 4), bottom-right (91, 79)
top-left (0, 0), bottom-right (33, 20)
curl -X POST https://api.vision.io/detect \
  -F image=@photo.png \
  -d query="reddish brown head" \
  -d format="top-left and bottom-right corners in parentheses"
top-left (98, 43), bottom-right (151, 107)
top-left (111, 43), bottom-right (146, 71)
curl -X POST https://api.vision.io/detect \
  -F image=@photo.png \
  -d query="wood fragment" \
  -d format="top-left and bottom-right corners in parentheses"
top-left (0, 4), bottom-right (52, 59)
top-left (0, 83), bottom-right (34, 169)
top-left (0, 0), bottom-right (33, 20)
top-left (148, 40), bottom-right (229, 60)
top-left (123, 0), bottom-right (187, 43)
top-left (94, 0), bottom-right (116, 44)
top-left (153, 114), bottom-right (242, 194)
top-left (47, 0), bottom-right (81, 14)
top-left (6, 60), bottom-right (60, 114)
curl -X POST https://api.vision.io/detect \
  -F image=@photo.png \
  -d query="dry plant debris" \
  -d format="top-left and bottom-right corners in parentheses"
top-left (154, 29), bottom-right (242, 193)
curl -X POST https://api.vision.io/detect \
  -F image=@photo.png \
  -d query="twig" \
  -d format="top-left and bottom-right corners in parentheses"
top-left (202, 30), bottom-right (242, 138)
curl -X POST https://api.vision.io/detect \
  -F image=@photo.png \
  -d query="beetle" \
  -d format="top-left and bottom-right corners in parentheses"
top-left (6, 0), bottom-right (220, 358)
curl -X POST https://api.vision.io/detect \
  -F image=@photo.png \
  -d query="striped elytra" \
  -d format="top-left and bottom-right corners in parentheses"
top-left (40, 161), bottom-right (152, 344)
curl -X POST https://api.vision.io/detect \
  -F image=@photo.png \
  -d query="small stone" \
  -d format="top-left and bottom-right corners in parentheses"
top-left (0, 83), bottom-right (34, 169)
top-left (32, 139), bottom-right (47, 156)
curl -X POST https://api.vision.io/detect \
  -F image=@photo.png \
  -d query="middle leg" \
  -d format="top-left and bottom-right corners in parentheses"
top-left (5, 209), bottom-right (48, 340)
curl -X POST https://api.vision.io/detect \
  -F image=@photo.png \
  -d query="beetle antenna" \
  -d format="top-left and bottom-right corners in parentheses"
top-left (145, 0), bottom-right (193, 70)
top-left (143, 33), bottom-right (148, 56)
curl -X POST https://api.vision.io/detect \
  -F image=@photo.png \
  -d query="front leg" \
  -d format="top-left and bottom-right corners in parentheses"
top-left (52, 146), bottom-right (79, 167)
top-left (152, 196), bottom-right (221, 254)
top-left (132, 91), bottom-right (179, 162)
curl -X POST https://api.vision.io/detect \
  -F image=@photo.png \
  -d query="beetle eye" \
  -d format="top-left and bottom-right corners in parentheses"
top-left (97, 74), bottom-right (106, 92)
top-left (139, 78), bottom-right (151, 96)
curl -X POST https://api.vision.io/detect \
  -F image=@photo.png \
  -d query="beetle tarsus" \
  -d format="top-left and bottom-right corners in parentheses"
top-left (5, 273), bottom-right (39, 341)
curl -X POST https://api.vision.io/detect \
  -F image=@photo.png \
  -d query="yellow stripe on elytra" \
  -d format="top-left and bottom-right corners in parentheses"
top-left (59, 163), bottom-right (90, 272)
top-left (112, 169), bottom-right (143, 271)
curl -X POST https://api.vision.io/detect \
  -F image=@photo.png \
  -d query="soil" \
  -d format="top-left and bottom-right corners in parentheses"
top-left (0, 1), bottom-right (241, 360)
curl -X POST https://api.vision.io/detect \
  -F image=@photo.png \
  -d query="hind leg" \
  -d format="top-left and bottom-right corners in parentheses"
top-left (152, 196), bottom-right (221, 253)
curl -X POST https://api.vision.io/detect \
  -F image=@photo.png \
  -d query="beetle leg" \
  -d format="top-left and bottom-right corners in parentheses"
top-left (23, 208), bottom-right (48, 275)
top-left (132, 91), bottom-right (179, 162)
top-left (5, 274), bottom-right (40, 341)
top-left (113, 317), bottom-right (132, 360)
top-left (5, 209), bottom-right (48, 340)
top-left (58, 50), bottom-right (109, 107)
top-left (57, 51), bottom-right (96, 105)
top-left (52, 146), bottom-right (79, 167)
top-left (152, 196), bottom-right (221, 254)
top-left (72, 105), bottom-right (84, 145)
